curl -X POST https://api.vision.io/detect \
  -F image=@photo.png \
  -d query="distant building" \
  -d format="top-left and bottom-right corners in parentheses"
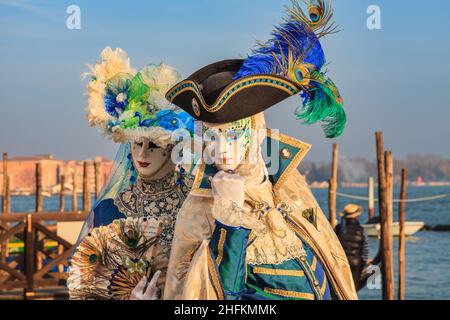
top-left (0, 155), bottom-right (112, 195)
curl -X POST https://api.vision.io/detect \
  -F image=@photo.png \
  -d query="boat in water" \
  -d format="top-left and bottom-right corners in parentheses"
top-left (363, 221), bottom-right (425, 237)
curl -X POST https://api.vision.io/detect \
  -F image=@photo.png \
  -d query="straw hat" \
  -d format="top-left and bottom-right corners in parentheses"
top-left (339, 204), bottom-right (363, 219)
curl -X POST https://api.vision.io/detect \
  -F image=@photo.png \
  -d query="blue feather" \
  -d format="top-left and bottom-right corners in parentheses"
top-left (234, 20), bottom-right (325, 80)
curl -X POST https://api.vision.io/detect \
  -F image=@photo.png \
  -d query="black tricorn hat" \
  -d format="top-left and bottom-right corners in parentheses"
top-left (165, 0), bottom-right (346, 138)
top-left (165, 59), bottom-right (300, 123)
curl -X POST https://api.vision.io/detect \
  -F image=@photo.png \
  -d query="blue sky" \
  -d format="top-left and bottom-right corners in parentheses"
top-left (1, 0), bottom-right (449, 162)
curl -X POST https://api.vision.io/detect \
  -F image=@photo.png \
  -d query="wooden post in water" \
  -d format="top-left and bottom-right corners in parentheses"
top-left (376, 132), bottom-right (393, 300)
top-left (398, 168), bottom-right (408, 300)
top-left (2, 153), bottom-right (8, 213)
top-left (368, 177), bottom-right (375, 221)
top-left (83, 162), bottom-right (90, 212)
top-left (5, 176), bottom-right (10, 214)
top-left (1, 153), bottom-right (9, 260)
top-left (375, 132), bottom-right (387, 221)
top-left (381, 150), bottom-right (395, 300)
top-left (328, 143), bottom-right (338, 228)
top-left (72, 171), bottom-right (78, 211)
top-left (58, 175), bottom-right (65, 273)
top-left (1, 176), bottom-right (10, 260)
top-left (35, 163), bottom-right (43, 271)
top-left (59, 175), bottom-right (66, 213)
top-left (35, 163), bottom-right (43, 212)
top-left (94, 161), bottom-right (101, 200)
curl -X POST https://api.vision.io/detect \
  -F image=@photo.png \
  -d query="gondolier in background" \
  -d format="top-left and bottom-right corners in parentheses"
top-left (335, 204), bottom-right (369, 290)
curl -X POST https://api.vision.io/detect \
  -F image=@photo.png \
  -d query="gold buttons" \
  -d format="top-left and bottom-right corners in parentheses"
top-left (300, 256), bottom-right (306, 262)
top-left (192, 98), bottom-right (201, 117)
top-left (280, 148), bottom-right (292, 160)
top-left (314, 280), bottom-right (320, 287)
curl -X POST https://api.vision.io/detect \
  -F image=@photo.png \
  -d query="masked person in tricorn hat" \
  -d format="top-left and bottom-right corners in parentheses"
top-left (164, 0), bottom-right (357, 300)
top-left (335, 204), bottom-right (369, 289)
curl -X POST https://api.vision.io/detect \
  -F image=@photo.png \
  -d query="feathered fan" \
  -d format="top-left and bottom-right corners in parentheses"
top-left (234, 0), bottom-right (345, 138)
top-left (67, 217), bottom-right (163, 300)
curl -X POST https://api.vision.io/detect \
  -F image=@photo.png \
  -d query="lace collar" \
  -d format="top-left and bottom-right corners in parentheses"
top-left (135, 172), bottom-right (177, 195)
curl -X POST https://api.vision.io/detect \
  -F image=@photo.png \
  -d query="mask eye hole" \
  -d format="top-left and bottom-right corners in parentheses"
top-left (148, 141), bottom-right (159, 149)
top-left (204, 130), bottom-right (219, 142)
top-left (226, 129), bottom-right (244, 142)
top-left (135, 141), bottom-right (143, 148)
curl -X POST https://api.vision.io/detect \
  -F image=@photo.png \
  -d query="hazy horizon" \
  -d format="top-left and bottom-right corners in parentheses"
top-left (1, 0), bottom-right (449, 162)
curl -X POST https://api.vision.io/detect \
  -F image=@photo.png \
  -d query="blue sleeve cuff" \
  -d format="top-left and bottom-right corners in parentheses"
top-left (214, 220), bottom-right (251, 232)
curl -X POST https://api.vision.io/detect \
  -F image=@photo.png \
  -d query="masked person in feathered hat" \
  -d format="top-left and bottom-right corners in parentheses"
top-left (163, 0), bottom-right (357, 300)
top-left (67, 48), bottom-right (195, 300)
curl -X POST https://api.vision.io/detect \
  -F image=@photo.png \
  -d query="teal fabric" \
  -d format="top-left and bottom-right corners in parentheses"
top-left (262, 136), bottom-right (301, 185)
top-left (210, 221), bottom-right (251, 299)
top-left (209, 222), bottom-right (332, 300)
top-left (199, 164), bottom-right (219, 189)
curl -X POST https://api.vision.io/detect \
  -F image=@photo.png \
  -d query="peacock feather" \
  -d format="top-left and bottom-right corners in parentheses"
top-left (68, 217), bottom-right (161, 300)
top-left (296, 72), bottom-right (345, 138)
top-left (234, 0), bottom-right (345, 138)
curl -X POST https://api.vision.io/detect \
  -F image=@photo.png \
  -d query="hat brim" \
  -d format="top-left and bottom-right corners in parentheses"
top-left (340, 207), bottom-right (363, 218)
top-left (165, 60), bottom-right (300, 123)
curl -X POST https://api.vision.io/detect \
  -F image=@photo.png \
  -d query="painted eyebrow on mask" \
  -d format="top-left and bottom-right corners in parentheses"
top-left (148, 141), bottom-right (159, 149)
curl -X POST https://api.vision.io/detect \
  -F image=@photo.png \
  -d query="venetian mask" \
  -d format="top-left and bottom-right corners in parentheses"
top-left (130, 137), bottom-right (171, 178)
top-left (202, 118), bottom-right (251, 172)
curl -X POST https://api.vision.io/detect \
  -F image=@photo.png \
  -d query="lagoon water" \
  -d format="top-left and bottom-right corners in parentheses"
top-left (313, 186), bottom-right (450, 300)
top-left (4, 186), bottom-right (450, 300)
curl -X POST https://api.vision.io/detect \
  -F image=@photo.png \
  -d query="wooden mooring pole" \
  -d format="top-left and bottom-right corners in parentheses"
top-left (383, 151), bottom-right (395, 300)
top-left (58, 175), bottom-right (65, 273)
top-left (35, 163), bottom-right (43, 212)
top-left (35, 163), bottom-right (43, 272)
top-left (368, 177), bottom-right (375, 221)
top-left (59, 175), bottom-right (66, 213)
top-left (1, 153), bottom-right (10, 263)
top-left (328, 143), bottom-right (338, 228)
top-left (375, 132), bottom-right (387, 222)
top-left (2, 153), bottom-right (8, 213)
top-left (4, 176), bottom-right (10, 214)
top-left (83, 162), bottom-right (90, 212)
top-left (398, 169), bottom-right (408, 300)
top-left (94, 161), bottom-right (101, 200)
top-left (375, 132), bottom-right (395, 300)
top-left (72, 172), bottom-right (78, 212)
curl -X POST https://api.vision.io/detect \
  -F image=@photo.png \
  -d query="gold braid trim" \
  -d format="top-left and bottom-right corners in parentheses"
top-left (253, 267), bottom-right (305, 277)
top-left (311, 256), bottom-right (317, 271)
top-left (207, 249), bottom-right (224, 300)
top-left (263, 287), bottom-right (315, 300)
top-left (216, 229), bottom-right (226, 266)
top-left (320, 271), bottom-right (328, 296)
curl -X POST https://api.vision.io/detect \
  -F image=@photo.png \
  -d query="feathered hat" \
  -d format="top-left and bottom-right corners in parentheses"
top-left (166, 0), bottom-right (345, 138)
top-left (85, 47), bottom-right (195, 148)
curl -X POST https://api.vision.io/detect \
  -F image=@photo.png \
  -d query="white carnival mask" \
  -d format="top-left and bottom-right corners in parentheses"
top-left (131, 137), bottom-right (171, 179)
top-left (202, 118), bottom-right (251, 172)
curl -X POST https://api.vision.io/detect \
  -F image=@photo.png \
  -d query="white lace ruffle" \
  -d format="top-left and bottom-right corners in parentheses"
top-left (211, 197), bottom-right (266, 234)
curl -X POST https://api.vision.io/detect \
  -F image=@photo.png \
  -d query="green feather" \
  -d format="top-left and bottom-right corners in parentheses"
top-left (128, 72), bottom-right (150, 106)
top-left (295, 75), bottom-right (346, 138)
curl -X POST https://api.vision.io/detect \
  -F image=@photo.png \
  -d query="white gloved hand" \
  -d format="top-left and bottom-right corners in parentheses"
top-left (129, 270), bottom-right (161, 300)
top-left (211, 171), bottom-right (246, 207)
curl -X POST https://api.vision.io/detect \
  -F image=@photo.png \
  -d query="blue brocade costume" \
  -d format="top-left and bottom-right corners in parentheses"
top-left (209, 222), bottom-right (332, 300)
top-left (167, 129), bottom-right (336, 300)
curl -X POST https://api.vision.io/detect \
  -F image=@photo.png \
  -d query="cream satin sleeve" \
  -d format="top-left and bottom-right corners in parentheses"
top-left (278, 169), bottom-right (358, 300)
top-left (163, 195), bottom-right (215, 300)
top-left (180, 240), bottom-right (220, 300)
